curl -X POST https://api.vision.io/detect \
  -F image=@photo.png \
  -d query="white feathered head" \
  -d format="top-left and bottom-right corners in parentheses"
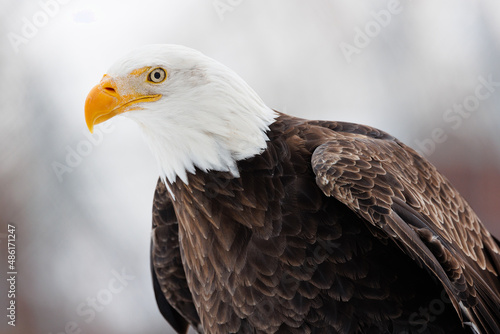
top-left (85, 45), bottom-right (276, 184)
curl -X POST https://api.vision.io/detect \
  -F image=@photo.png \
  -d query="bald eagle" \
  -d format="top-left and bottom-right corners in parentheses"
top-left (85, 45), bottom-right (500, 334)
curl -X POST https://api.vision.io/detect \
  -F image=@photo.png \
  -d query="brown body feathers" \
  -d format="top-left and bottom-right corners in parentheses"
top-left (151, 113), bottom-right (500, 334)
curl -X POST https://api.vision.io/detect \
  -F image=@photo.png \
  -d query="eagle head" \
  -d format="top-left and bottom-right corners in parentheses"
top-left (85, 44), bottom-right (276, 184)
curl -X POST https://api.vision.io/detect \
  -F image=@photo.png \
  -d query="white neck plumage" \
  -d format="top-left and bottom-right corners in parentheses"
top-left (125, 65), bottom-right (277, 188)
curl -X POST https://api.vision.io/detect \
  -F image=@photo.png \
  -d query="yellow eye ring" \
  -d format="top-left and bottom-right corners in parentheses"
top-left (148, 68), bottom-right (167, 83)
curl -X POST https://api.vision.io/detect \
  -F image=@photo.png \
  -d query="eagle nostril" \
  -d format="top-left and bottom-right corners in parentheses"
top-left (102, 85), bottom-right (118, 97)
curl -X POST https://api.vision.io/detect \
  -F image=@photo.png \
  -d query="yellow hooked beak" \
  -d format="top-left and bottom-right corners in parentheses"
top-left (84, 75), bottom-right (161, 133)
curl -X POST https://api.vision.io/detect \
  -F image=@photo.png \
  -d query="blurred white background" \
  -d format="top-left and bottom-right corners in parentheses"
top-left (1, 1), bottom-right (500, 333)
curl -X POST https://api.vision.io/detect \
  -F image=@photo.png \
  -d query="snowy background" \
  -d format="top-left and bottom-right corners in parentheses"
top-left (1, 1), bottom-right (500, 333)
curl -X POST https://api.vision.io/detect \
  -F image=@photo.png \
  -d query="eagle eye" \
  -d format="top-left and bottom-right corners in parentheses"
top-left (148, 68), bottom-right (166, 83)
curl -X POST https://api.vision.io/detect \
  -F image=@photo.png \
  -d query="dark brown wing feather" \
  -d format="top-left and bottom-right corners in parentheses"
top-left (151, 257), bottom-right (188, 333)
top-left (151, 179), bottom-right (201, 333)
top-left (311, 129), bottom-right (500, 333)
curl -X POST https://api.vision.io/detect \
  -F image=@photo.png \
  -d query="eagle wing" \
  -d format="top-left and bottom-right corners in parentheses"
top-left (311, 131), bottom-right (500, 333)
top-left (151, 179), bottom-right (201, 333)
